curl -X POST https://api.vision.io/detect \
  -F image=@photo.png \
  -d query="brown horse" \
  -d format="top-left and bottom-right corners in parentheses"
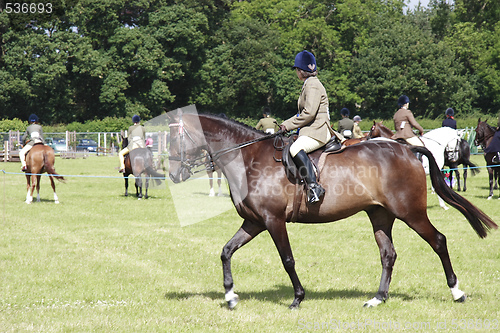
top-left (122, 137), bottom-right (165, 199)
top-left (474, 119), bottom-right (500, 199)
top-left (367, 120), bottom-right (394, 139)
top-left (24, 143), bottom-right (65, 204)
top-left (167, 112), bottom-right (497, 309)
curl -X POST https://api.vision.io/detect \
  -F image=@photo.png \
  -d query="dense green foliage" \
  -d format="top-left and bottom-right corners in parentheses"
top-left (1, 0), bottom-right (500, 125)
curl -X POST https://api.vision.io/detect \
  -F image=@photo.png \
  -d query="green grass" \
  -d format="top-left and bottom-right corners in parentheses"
top-left (1, 154), bottom-right (499, 332)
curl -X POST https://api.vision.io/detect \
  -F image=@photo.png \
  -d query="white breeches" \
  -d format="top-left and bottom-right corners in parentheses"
top-left (290, 133), bottom-right (331, 157)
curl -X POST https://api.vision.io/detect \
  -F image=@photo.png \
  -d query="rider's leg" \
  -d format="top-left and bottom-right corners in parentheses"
top-left (290, 135), bottom-right (329, 204)
top-left (119, 147), bottom-right (130, 172)
top-left (19, 143), bottom-right (33, 171)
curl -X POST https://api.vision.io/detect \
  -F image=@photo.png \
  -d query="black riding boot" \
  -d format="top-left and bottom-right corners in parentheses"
top-left (292, 150), bottom-right (325, 204)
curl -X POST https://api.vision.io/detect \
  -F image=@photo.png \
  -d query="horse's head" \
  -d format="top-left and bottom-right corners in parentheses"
top-left (474, 118), bottom-right (494, 148)
top-left (167, 112), bottom-right (207, 183)
top-left (368, 121), bottom-right (392, 139)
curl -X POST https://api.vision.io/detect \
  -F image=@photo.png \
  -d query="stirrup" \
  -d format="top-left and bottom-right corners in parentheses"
top-left (119, 168), bottom-right (125, 173)
top-left (307, 183), bottom-right (325, 204)
top-left (21, 166), bottom-right (27, 172)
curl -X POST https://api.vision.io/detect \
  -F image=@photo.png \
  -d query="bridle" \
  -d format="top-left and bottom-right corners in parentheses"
top-left (168, 114), bottom-right (283, 177)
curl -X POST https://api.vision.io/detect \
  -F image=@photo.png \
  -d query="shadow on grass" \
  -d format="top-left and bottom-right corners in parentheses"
top-left (164, 284), bottom-right (415, 307)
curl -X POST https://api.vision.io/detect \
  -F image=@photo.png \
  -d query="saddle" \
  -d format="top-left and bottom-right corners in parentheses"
top-left (276, 134), bottom-right (342, 182)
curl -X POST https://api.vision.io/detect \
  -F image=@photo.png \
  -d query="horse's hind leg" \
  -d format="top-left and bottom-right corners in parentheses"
top-left (36, 175), bottom-right (41, 202)
top-left (221, 219), bottom-right (265, 309)
top-left (462, 166), bottom-right (467, 192)
top-left (365, 207), bottom-right (396, 307)
top-left (487, 167), bottom-right (494, 199)
top-left (25, 175), bottom-right (33, 204)
top-left (145, 176), bottom-right (149, 199)
top-left (405, 214), bottom-right (465, 302)
top-left (49, 176), bottom-right (59, 204)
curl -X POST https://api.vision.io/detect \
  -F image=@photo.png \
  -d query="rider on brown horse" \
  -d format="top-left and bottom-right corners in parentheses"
top-left (279, 50), bottom-right (340, 205)
top-left (392, 95), bottom-right (424, 146)
top-left (20, 114), bottom-right (44, 172)
top-left (119, 115), bottom-right (146, 173)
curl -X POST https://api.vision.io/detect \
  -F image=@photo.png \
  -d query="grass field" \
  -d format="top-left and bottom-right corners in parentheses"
top-left (1, 154), bottom-right (500, 332)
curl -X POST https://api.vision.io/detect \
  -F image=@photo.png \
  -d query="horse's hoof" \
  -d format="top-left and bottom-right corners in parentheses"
top-left (487, 196), bottom-right (493, 200)
top-left (454, 295), bottom-right (466, 303)
top-left (442, 206), bottom-right (449, 211)
top-left (55, 201), bottom-right (59, 204)
top-left (227, 297), bottom-right (239, 310)
top-left (25, 201), bottom-right (31, 204)
top-left (363, 297), bottom-right (384, 308)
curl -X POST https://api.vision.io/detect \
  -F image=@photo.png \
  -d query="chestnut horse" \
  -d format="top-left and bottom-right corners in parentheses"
top-left (168, 112), bottom-right (497, 309)
top-left (24, 143), bottom-right (65, 204)
top-left (122, 137), bottom-right (165, 199)
top-left (369, 121), bottom-right (478, 191)
top-left (474, 119), bottom-right (500, 199)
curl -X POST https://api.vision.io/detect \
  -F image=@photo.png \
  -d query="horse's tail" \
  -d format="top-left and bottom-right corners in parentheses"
top-left (43, 150), bottom-right (65, 183)
top-left (410, 146), bottom-right (497, 238)
top-left (146, 166), bottom-right (165, 186)
top-left (463, 158), bottom-right (480, 176)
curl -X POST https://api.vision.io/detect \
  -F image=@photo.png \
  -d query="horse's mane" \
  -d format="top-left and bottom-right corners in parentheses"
top-left (200, 113), bottom-right (266, 136)
top-left (486, 122), bottom-right (496, 132)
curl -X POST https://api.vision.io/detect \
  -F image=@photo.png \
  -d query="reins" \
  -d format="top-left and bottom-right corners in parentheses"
top-left (169, 114), bottom-right (283, 176)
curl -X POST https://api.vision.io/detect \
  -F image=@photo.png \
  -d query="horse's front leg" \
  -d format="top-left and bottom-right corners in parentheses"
top-left (267, 219), bottom-right (305, 309)
top-left (221, 219), bottom-right (265, 309)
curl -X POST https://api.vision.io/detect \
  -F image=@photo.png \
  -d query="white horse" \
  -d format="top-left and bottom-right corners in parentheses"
top-left (420, 127), bottom-right (463, 210)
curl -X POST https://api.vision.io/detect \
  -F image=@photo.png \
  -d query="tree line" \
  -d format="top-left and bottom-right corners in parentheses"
top-left (1, 0), bottom-right (499, 125)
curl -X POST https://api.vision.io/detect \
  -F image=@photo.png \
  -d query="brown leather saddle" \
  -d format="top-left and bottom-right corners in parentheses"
top-left (274, 134), bottom-right (342, 183)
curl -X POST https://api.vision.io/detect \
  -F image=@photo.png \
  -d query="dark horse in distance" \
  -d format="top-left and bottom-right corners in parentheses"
top-left (475, 119), bottom-right (500, 199)
top-left (25, 143), bottom-right (65, 204)
top-left (122, 137), bottom-right (165, 199)
top-left (168, 112), bottom-right (497, 309)
top-left (443, 138), bottom-right (478, 192)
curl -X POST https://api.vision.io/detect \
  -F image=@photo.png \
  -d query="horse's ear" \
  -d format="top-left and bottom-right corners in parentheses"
top-left (478, 118), bottom-right (481, 124)
top-left (373, 120), bottom-right (376, 125)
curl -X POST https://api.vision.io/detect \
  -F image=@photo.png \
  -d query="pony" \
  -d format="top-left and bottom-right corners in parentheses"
top-left (474, 119), bottom-right (500, 199)
top-left (121, 136), bottom-right (165, 199)
top-left (167, 112), bottom-right (497, 309)
top-left (24, 143), bottom-right (65, 204)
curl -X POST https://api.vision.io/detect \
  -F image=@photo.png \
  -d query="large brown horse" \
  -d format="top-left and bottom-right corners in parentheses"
top-left (474, 119), bottom-right (500, 199)
top-left (168, 112), bottom-right (497, 309)
top-left (25, 143), bottom-right (65, 204)
top-left (122, 137), bottom-right (165, 199)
